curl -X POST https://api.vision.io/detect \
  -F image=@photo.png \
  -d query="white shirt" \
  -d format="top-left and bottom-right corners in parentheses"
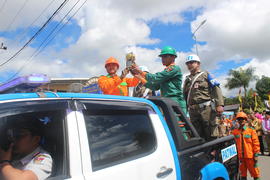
top-left (262, 118), bottom-right (270, 134)
top-left (13, 146), bottom-right (53, 180)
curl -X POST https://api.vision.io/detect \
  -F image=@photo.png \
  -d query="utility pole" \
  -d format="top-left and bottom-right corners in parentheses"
top-left (192, 19), bottom-right (206, 56)
top-left (0, 43), bottom-right (7, 50)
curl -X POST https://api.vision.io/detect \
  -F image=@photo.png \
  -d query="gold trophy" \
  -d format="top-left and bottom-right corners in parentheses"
top-left (126, 52), bottom-right (138, 75)
top-left (126, 52), bottom-right (135, 68)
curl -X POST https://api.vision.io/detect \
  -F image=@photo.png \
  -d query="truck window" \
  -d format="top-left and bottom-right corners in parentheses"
top-left (0, 101), bottom-right (69, 179)
top-left (83, 109), bottom-right (157, 171)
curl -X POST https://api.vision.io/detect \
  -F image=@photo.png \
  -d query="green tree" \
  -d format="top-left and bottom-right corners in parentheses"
top-left (256, 75), bottom-right (270, 100)
top-left (242, 88), bottom-right (265, 112)
top-left (225, 67), bottom-right (257, 97)
top-left (224, 96), bottom-right (239, 105)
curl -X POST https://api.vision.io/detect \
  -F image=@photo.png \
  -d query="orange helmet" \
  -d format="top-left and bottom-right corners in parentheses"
top-left (236, 112), bottom-right (248, 119)
top-left (105, 57), bottom-right (119, 68)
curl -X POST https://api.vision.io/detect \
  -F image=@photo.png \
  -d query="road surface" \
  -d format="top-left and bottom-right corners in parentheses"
top-left (247, 154), bottom-right (269, 180)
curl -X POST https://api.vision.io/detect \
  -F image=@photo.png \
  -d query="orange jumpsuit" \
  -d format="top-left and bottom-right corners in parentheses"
top-left (98, 75), bottom-right (139, 96)
top-left (231, 125), bottom-right (260, 178)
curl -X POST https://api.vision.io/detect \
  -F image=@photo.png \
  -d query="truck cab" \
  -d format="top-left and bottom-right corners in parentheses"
top-left (0, 92), bottom-right (238, 180)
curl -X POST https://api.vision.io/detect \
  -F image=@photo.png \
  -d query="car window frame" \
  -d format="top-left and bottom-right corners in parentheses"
top-left (0, 99), bottom-right (70, 179)
top-left (79, 100), bottom-right (158, 172)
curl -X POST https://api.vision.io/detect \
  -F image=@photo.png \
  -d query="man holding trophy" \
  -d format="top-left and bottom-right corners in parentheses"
top-left (98, 55), bottom-right (140, 96)
top-left (131, 46), bottom-right (187, 114)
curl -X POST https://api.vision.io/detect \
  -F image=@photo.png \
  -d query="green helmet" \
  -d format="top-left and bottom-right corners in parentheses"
top-left (159, 46), bottom-right (177, 57)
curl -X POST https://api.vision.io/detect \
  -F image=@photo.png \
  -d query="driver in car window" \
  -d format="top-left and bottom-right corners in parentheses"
top-left (0, 117), bottom-right (53, 180)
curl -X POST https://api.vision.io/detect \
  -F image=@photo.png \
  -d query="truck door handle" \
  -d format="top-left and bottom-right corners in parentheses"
top-left (156, 166), bottom-right (173, 178)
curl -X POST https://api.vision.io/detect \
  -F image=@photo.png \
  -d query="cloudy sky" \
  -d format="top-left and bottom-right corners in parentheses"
top-left (0, 0), bottom-right (269, 97)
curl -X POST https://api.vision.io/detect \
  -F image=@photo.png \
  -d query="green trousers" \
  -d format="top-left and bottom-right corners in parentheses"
top-left (169, 96), bottom-right (187, 115)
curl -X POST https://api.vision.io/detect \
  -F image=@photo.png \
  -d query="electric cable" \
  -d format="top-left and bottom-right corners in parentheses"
top-left (4, 0), bottom-right (30, 32)
top-left (5, 0), bottom-right (88, 81)
top-left (31, 0), bottom-right (81, 56)
top-left (0, 0), bottom-right (7, 15)
top-left (0, 0), bottom-right (69, 68)
top-left (16, 0), bottom-right (57, 43)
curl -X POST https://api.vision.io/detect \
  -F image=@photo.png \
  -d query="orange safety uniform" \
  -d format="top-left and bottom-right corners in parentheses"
top-left (98, 75), bottom-right (139, 96)
top-left (231, 125), bottom-right (260, 178)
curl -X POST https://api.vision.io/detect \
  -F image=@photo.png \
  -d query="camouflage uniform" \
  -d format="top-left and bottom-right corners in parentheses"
top-left (183, 70), bottom-right (224, 141)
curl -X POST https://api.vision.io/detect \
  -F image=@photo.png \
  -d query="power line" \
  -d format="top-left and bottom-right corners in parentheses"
top-left (4, 0), bottom-right (30, 32)
top-left (0, 0), bottom-right (69, 68)
top-left (6, 0), bottom-right (88, 81)
top-left (30, 0), bottom-right (81, 56)
top-left (16, 0), bottom-right (57, 44)
top-left (0, 0), bottom-right (7, 14)
top-left (3, 0), bottom-right (57, 52)
top-left (35, 0), bottom-right (88, 57)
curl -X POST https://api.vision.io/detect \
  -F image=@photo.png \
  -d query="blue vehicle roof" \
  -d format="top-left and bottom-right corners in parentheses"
top-left (0, 92), bottom-right (151, 104)
top-left (0, 92), bottom-right (181, 179)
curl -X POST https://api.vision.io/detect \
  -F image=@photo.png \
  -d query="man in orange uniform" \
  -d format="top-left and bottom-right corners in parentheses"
top-left (98, 57), bottom-right (139, 96)
top-left (232, 112), bottom-right (260, 180)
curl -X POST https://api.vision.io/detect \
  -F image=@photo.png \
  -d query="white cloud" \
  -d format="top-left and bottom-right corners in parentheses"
top-left (93, 0), bottom-right (204, 23)
top-left (0, 0), bottom-right (204, 80)
top-left (153, 13), bottom-right (184, 24)
top-left (1, 0), bottom-right (270, 100)
top-left (216, 58), bottom-right (270, 97)
top-left (52, 0), bottom-right (204, 77)
top-left (186, 0), bottom-right (270, 97)
top-left (192, 0), bottom-right (270, 62)
top-left (241, 58), bottom-right (270, 78)
top-left (0, 0), bottom-right (65, 31)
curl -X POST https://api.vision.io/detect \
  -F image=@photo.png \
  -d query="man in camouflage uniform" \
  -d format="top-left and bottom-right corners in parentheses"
top-left (183, 54), bottom-right (224, 141)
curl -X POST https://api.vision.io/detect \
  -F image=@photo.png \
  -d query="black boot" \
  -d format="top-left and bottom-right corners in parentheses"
top-left (241, 177), bottom-right (247, 180)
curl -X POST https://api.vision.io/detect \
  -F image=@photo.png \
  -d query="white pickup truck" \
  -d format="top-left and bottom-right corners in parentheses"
top-left (0, 92), bottom-right (239, 180)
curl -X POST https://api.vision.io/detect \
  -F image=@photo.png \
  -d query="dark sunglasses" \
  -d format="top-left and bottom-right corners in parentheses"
top-left (236, 117), bottom-right (246, 121)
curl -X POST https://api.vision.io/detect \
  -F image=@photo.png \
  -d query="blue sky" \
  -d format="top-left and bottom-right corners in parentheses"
top-left (142, 10), bottom-right (203, 52)
top-left (212, 59), bottom-right (251, 77)
top-left (0, 19), bottom-right (81, 51)
top-left (139, 10), bottom-right (237, 78)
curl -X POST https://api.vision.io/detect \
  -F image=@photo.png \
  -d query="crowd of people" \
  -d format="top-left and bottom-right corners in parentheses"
top-left (225, 110), bottom-right (270, 180)
top-left (217, 110), bottom-right (270, 155)
top-left (97, 45), bottom-right (270, 180)
top-left (0, 45), bottom-right (268, 180)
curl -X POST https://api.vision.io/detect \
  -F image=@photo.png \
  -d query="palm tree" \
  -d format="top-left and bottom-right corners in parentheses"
top-left (225, 67), bottom-right (257, 97)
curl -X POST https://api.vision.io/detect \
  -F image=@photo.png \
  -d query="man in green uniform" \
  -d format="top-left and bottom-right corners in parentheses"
top-left (183, 54), bottom-right (224, 141)
top-left (133, 46), bottom-right (187, 114)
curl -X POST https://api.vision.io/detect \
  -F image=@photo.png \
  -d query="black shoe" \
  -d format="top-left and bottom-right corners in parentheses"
top-left (261, 152), bottom-right (264, 155)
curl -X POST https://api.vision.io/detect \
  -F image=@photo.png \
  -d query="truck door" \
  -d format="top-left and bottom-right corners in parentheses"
top-left (75, 99), bottom-right (179, 180)
top-left (0, 99), bottom-right (76, 180)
